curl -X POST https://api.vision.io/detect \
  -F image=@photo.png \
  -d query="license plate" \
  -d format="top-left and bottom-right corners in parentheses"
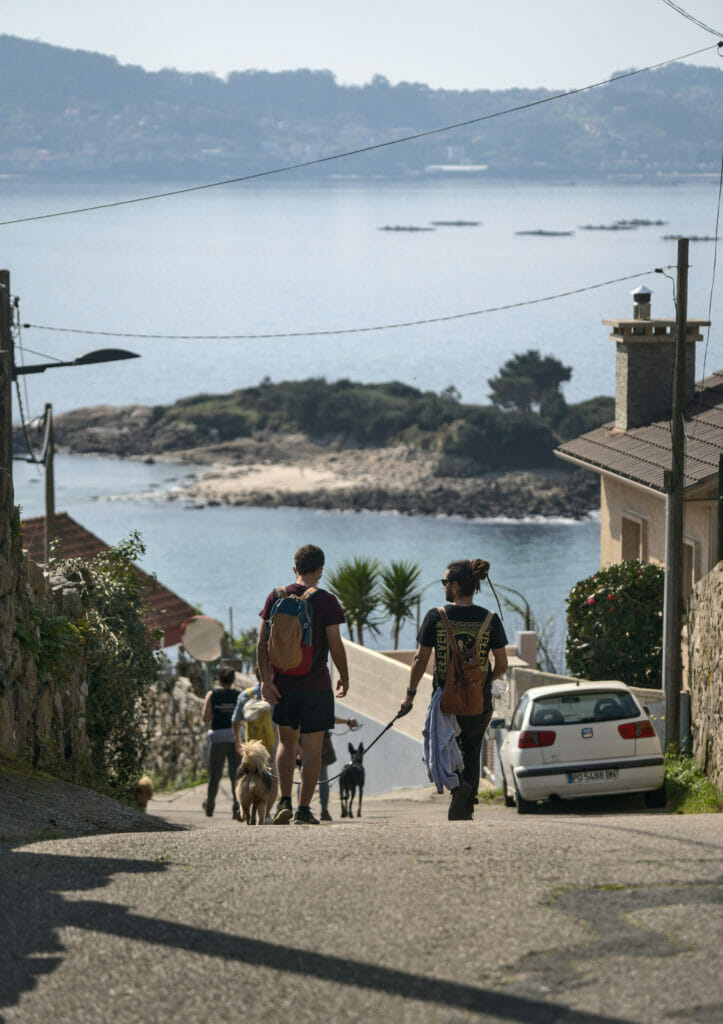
top-left (567, 769), bottom-right (620, 784)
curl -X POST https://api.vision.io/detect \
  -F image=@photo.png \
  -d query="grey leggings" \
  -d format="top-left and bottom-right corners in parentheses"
top-left (206, 741), bottom-right (240, 813)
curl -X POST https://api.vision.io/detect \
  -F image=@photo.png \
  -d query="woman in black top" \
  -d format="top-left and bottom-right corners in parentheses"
top-left (202, 665), bottom-right (241, 819)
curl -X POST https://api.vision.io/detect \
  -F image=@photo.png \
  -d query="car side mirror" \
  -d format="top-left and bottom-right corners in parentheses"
top-left (489, 718), bottom-right (507, 730)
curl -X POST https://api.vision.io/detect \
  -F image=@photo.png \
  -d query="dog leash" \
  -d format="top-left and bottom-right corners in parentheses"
top-left (323, 708), bottom-right (410, 785)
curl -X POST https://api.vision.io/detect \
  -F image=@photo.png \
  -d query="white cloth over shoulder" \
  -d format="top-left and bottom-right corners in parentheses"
top-left (422, 687), bottom-right (464, 793)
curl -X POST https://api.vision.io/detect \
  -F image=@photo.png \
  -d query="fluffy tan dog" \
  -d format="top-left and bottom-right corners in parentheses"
top-left (235, 740), bottom-right (273, 825)
top-left (134, 775), bottom-right (154, 812)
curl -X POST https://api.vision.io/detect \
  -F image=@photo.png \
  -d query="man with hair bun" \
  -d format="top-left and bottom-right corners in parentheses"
top-left (399, 558), bottom-right (508, 821)
top-left (258, 544), bottom-right (349, 825)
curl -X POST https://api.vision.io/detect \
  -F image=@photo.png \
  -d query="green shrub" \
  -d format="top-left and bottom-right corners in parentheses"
top-left (58, 532), bottom-right (162, 798)
top-left (565, 561), bottom-right (664, 686)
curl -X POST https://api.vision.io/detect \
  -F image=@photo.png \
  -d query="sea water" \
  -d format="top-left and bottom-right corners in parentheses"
top-left (4, 179), bottom-right (721, 416)
top-left (7, 178), bottom-right (715, 791)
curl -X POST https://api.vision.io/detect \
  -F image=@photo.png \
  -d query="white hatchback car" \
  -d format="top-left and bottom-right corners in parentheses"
top-left (492, 681), bottom-right (666, 813)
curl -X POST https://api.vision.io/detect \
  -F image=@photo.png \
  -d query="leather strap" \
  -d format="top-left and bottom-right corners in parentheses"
top-left (437, 606), bottom-right (495, 669)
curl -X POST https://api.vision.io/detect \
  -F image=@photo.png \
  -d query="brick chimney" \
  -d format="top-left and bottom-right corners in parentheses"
top-left (602, 284), bottom-right (709, 431)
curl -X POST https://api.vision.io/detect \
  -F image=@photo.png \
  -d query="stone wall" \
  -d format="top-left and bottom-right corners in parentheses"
top-left (0, 535), bottom-right (91, 775)
top-left (143, 676), bottom-right (207, 785)
top-left (688, 562), bottom-right (723, 788)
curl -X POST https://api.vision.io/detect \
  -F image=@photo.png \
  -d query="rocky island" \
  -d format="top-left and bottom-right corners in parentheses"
top-left (26, 372), bottom-right (611, 520)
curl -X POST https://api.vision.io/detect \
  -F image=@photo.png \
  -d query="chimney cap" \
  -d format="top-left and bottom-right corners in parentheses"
top-left (631, 283), bottom-right (652, 301)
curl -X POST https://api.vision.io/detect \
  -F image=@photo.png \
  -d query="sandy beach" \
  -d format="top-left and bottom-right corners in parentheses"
top-left (39, 405), bottom-right (601, 519)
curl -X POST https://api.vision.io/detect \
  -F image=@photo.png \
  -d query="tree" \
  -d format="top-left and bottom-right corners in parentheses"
top-left (565, 561), bottom-right (664, 686)
top-left (379, 560), bottom-right (422, 649)
top-left (496, 583), bottom-right (561, 673)
top-left (327, 557), bottom-right (382, 646)
top-left (488, 350), bottom-right (572, 414)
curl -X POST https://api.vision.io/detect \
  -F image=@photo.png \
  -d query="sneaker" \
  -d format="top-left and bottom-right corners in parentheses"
top-left (448, 781), bottom-right (474, 821)
top-left (294, 807), bottom-right (320, 825)
top-left (272, 802), bottom-right (293, 825)
top-left (203, 800), bottom-right (214, 818)
top-left (320, 809), bottom-right (332, 822)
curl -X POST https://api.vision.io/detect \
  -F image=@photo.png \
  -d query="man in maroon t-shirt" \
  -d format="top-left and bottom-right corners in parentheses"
top-left (258, 544), bottom-right (349, 825)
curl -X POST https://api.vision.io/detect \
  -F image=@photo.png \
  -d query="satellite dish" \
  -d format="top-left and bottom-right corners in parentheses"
top-left (181, 615), bottom-right (225, 662)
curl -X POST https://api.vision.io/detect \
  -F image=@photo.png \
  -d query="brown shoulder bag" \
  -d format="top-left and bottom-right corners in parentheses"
top-left (438, 606), bottom-right (494, 717)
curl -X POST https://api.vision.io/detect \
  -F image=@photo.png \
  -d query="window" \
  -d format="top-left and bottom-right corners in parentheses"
top-left (621, 513), bottom-right (646, 561)
top-left (529, 690), bottom-right (640, 726)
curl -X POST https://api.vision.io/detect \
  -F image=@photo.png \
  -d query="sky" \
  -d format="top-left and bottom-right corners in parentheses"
top-left (1, 0), bottom-right (722, 90)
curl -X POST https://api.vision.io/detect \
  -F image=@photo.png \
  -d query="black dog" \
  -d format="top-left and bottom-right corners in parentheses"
top-left (339, 742), bottom-right (365, 818)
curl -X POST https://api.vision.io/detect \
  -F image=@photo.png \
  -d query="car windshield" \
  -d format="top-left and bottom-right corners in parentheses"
top-left (528, 690), bottom-right (640, 726)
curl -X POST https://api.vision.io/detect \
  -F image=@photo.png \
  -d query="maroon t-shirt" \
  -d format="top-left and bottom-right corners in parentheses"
top-left (260, 584), bottom-right (345, 694)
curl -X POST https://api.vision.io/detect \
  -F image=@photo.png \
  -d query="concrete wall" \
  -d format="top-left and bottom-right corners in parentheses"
top-left (334, 640), bottom-right (529, 743)
top-left (333, 640), bottom-right (432, 742)
top-left (687, 562), bottom-right (723, 788)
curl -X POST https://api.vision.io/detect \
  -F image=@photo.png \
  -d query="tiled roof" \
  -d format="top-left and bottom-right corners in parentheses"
top-left (555, 370), bottom-right (723, 493)
top-left (20, 513), bottom-right (196, 647)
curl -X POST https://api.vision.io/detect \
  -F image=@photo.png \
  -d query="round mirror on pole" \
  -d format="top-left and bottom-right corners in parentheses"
top-left (180, 615), bottom-right (225, 662)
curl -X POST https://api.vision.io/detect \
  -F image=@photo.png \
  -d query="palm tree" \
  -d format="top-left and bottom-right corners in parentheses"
top-left (379, 560), bottom-right (422, 649)
top-left (326, 557), bottom-right (381, 646)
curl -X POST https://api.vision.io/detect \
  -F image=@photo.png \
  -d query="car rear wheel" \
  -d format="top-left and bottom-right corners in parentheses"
top-left (501, 768), bottom-right (515, 807)
top-left (515, 783), bottom-right (535, 815)
top-left (643, 780), bottom-right (667, 808)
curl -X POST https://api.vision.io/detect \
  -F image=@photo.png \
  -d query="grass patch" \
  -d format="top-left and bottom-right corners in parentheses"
top-left (665, 752), bottom-right (723, 814)
top-left (477, 787), bottom-right (504, 804)
top-left (149, 769), bottom-right (209, 794)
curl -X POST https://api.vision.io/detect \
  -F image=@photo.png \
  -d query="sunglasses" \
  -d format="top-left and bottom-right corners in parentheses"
top-left (441, 578), bottom-right (452, 585)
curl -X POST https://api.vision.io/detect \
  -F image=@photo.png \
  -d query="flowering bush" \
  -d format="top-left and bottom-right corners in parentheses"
top-left (566, 561), bottom-right (664, 686)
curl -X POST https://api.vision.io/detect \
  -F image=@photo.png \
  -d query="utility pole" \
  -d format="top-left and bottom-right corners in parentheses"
top-left (42, 404), bottom-right (55, 563)
top-left (661, 238), bottom-right (688, 752)
top-left (0, 269), bottom-right (12, 527)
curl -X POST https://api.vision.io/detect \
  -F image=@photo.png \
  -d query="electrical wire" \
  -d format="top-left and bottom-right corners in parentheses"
top-left (659, 0), bottom-right (723, 37)
top-left (0, 43), bottom-right (719, 228)
top-left (21, 269), bottom-right (672, 341)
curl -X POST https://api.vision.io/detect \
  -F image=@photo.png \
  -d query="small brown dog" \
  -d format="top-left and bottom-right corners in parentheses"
top-left (234, 740), bottom-right (273, 825)
top-left (134, 775), bottom-right (154, 812)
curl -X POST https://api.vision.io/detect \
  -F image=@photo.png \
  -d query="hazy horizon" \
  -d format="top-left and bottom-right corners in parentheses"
top-left (2, 0), bottom-right (721, 92)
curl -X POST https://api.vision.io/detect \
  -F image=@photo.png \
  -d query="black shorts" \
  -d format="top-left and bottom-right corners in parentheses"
top-left (272, 689), bottom-right (334, 734)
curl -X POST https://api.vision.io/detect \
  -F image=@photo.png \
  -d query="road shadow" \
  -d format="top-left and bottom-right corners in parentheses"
top-left (0, 844), bottom-right (634, 1024)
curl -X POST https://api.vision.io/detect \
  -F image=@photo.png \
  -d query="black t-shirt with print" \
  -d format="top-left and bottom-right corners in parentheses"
top-left (418, 604), bottom-right (508, 692)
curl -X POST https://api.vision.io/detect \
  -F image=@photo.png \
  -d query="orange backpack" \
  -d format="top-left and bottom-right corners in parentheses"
top-left (266, 587), bottom-right (317, 675)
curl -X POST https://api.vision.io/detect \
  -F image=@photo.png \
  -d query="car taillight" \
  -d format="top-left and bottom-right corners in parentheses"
top-left (518, 730), bottom-right (556, 748)
top-left (618, 721), bottom-right (657, 739)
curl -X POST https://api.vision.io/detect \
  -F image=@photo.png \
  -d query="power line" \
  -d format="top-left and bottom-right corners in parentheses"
top-left (21, 269), bottom-right (671, 341)
top-left (0, 43), bottom-right (719, 229)
top-left (659, 0), bottom-right (723, 37)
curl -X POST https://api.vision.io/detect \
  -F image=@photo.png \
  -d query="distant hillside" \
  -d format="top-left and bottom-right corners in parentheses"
top-left (0, 34), bottom-right (721, 182)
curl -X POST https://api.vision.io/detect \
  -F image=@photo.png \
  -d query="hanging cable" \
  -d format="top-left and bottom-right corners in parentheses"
top-left (0, 44), bottom-right (718, 228)
top-left (21, 268), bottom-right (672, 341)
top-left (659, 0), bottom-right (723, 37)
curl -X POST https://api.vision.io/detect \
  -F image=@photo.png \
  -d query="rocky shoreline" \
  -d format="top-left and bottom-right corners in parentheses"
top-left (21, 404), bottom-right (600, 520)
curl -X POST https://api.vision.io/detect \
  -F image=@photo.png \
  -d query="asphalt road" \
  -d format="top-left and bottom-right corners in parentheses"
top-left (1, 781), bottom-right (722, 1024)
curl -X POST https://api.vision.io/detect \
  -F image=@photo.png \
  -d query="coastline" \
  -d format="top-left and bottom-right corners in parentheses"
top-left (30, 405), bottom-right (601, 521)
